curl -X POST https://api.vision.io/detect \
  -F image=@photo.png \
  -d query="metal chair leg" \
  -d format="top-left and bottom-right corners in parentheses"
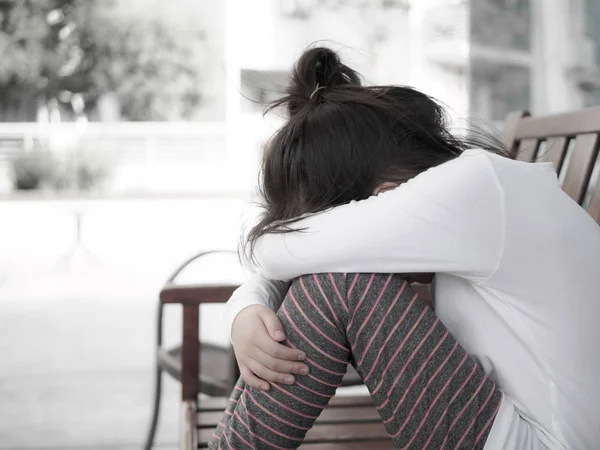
top-left (144, 301), bottom-right (166, 450)
top-left (143, 365), bottom-right (164, 450)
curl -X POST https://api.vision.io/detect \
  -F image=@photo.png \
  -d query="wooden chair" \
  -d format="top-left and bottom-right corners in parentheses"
top-left (143, 251), bottom-right (366, 450)
top-left (502, 107), bottom-right (600, 223)
top-left (156, 107), bottom-right (600, 450)
top-left (143, 250), bottom-right (241, 450)
top-left (161, 280), bottom-right (393, 450)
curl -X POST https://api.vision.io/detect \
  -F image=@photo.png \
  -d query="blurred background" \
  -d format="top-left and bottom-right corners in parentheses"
top-left (0, 0), bottom-right (599, 448)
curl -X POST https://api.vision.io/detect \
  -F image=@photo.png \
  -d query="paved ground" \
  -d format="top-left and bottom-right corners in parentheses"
top-left (0, 198), bottom-right (248, 449)
top-left (0, 197), bottom-right (370, 449)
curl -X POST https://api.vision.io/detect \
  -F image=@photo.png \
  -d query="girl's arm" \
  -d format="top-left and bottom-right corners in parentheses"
top-left (227, 152), bottom-right (504, 326)
top-left (228, 276), bottom-right (311, 391)
top-left (226, 152), bottom-right (504, 387)
top-left (253, 151), bottom-right (505, 282)
top-left (225, 275), bottom-right (290, 337)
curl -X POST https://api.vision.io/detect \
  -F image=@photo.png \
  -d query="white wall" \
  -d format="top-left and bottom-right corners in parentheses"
top-left (472, 0), bottom-right (599, 122)
top-left (225, 0), bottom-right (470, 133)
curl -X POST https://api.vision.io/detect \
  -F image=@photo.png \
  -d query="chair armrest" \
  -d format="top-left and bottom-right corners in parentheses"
top-left (160, 283), bottom-right (239, 305)
top-left (163, 283), bottom-right (241, 403)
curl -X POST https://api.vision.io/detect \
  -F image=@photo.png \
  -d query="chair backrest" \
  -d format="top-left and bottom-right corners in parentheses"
top-left (501, 107), bottom-right (600, 224)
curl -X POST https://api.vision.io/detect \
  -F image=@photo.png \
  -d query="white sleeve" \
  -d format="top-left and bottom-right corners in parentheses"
top-left (225, 275), bottom-right (291, 341)
top-left (253, 152), bottom-right (505, 281)
top-left (225, 202), bottom-right (291, 340)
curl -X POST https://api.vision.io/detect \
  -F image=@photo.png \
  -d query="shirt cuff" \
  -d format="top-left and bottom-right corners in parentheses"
top-left (225, 296), bottom-right (264, 343)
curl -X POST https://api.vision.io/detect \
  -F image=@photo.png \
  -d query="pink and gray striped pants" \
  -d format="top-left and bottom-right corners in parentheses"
top-left (210, 273), bottom-right (501, 449)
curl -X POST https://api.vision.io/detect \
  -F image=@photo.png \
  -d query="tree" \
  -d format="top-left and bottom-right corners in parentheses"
top-left (0, 0), bottom-right (208, 121)
top-left (86, 0), bottom-right (208, 121)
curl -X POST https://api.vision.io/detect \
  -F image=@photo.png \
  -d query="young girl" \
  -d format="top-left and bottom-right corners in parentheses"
top-left (211, 47), bottom-right (600, 449)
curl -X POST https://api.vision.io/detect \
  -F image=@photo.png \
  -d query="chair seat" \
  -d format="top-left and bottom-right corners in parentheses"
top-left (158, 342), bottom-right (234, 397)
top-left (159, 343), bottom-right (364, 397)
top-left (197, 395), bottom-right (393, 449)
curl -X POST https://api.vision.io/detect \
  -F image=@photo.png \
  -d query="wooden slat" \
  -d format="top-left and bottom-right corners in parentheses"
top-left (561, 133), bottom-right (600, 204)
top-left (515, 139), bottom-right (540, 162)
top-left (198, 405), bottom-right (381, 428)
top-left (317, 395), bottom-right (374, 407)
top-left (501, 110), bottom-right (530, 156)
top-left (514, 106), bottom-right (600, 140)
top-left (539, 136), bottom-right (568, 173)
top-left (198, 422), bottom-right (389, 446)
top-left (588, 182), bottom-right (600, 224)
top-left (197, 396), bottom-right (387, 448)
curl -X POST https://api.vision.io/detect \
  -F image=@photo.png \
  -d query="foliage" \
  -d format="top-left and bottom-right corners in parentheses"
top-left (86, 0), bottom-right (207, 120)
top-left (0, 0), bottom-right (207, 121)
top-left (66, 145), bottom-right (113, 191)
top-left (10, 141), bottom-right (113, 192)
top-left (10, 147), bottom-right (57, 190)
top-left (0, 1), bottom-right (99, 108)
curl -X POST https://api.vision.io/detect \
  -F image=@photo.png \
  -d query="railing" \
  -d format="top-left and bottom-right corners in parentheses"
top-left (0, 121), bottom-right (260, 196)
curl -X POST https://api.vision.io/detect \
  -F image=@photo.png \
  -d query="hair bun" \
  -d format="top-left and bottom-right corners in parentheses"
top-left (283, 47), bottom-right (361, 115)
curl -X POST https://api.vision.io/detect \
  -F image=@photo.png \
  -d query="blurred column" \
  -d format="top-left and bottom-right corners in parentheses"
top-left (224, 0), bottom-right (253, 196)
top-left (224, 0), bottom-right (242, 125)
top-left (531, 0), bottom-right (585, 113)
top-left (224, 0), bottom-right (302, 196)
top-left (409, 0), bottom-right (470, 128)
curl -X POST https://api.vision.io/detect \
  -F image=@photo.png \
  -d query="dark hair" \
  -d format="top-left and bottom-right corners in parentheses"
top-left (246, 46), bottom-right (505, 256)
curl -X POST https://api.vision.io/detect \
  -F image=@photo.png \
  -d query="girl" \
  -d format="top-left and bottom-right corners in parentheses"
top-left (212, 47), bottom-right (600, 449)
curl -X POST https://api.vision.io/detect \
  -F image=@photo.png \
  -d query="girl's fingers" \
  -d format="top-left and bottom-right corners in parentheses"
top-left (253, 347), bottom-right (310, 376)
top-left (258, 308), bottom-right (287, 341)
top-left (260, 335), bottom-right (306, 361)
top-left (240, 365), bottom-right (270, 391)
top-left (246, 359), bottom-right (296, 385)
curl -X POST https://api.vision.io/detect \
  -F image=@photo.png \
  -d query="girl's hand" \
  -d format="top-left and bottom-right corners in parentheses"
top-left (231, 305), bottom-right (309, 390)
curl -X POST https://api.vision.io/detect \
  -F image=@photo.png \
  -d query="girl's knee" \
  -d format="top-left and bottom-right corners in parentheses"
top-left (346, 273), bottom-right (408, 297)
top-left (290, 273), bottom-right (347, 302)
top-left (287, 273), bottom-right (349, 325)
top-left (293, 273), bottom-right (346, 290)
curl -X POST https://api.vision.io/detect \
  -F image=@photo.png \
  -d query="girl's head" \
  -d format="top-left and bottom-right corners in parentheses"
top-left (248, 46), bottom-right (504, 250)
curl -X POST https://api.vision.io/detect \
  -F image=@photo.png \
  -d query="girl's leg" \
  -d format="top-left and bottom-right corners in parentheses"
top-left (210, 274), bottom-right (352, 449)
top-left (210, 273), bottom-right (501, 449)
top-left (345, 273), bottom-right (501, 449)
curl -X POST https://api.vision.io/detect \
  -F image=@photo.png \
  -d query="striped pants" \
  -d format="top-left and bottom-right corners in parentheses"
top-left (210, 273), bottom-right (502, 449)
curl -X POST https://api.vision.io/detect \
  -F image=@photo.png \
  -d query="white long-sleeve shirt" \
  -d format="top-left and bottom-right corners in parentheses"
top-left (226, 149), bottom-right (600, 449)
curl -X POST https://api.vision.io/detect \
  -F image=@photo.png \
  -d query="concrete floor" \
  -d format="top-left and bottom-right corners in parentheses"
top-left (1, 295), bottom-right (180, 449)
top-left (0, 198), bottom-right (247, 449)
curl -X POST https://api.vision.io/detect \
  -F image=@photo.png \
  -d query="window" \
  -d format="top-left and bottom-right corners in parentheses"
top-left (240, 69), bottom-right (289, 114)
top-left (471, 0), bottom-right (531, 51)
top-left (584, 0), bottom-right (600, 105)
top-left (471, 62), bottom-right (530, 121)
